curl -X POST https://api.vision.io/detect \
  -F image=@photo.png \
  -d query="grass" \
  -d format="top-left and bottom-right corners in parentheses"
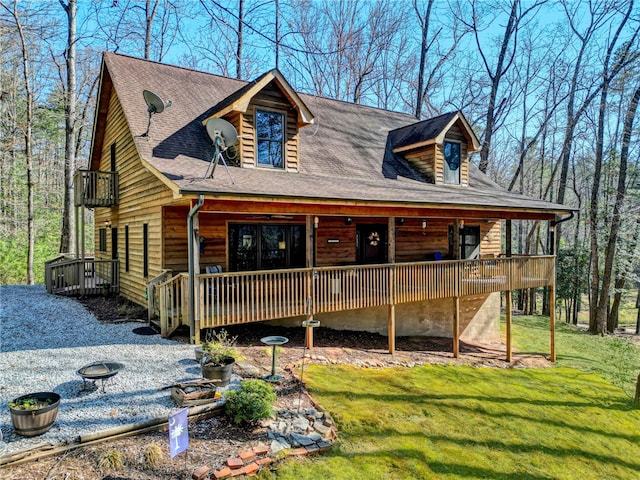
top-left (267, 317), bottom-right (640, 479)
top-left (576, 291), bottom-right (639, 329)
top-left (506, 315), bottom-right (640, 397)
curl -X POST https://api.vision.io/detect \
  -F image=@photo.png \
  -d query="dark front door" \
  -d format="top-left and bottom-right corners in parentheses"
top-left (357, 224), bottom-right (387, 264)
top-left (448, 225), bottom-right (480, 259)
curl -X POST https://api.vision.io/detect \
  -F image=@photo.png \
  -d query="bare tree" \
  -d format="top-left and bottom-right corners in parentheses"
top-left (587, 0), bottom-right (639, 332)
top-left (58, 0), bottom-right (76, 255)
top-left (413, 0), bottom-right (466, 119)
top-left (595, 84), bottom-right (640, 334)
top-left (1, 0), bottom-right (35, 283)
top-left (457, 0), bottom-right (546, 174)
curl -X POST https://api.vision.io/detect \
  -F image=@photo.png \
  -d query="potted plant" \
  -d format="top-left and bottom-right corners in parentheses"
top-left (9, 391), bottom-right (61, 437)
top-left (200, 329), bottom-right (242, 387)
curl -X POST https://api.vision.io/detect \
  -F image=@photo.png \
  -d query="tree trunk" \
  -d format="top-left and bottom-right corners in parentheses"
top-left (636, 287), bottom-right (640, 335)
top-left (587, 0), bottom-right (635, 333)
top-left (144, 0), bottom-right (159, 60)
top-left (11, 1), bottom-right (35, 284)
top-left (236, 0), bottom-right (244, 79)
top-left (478, 0), bottom-right (518, 173)
top-left (414, 0), bottom-right (434, 119)
top-left (595, 84), bottom-right (640, 335)
top-left (58, 0), bottom-right (77, 256)
top-left (608, 276), bottom-right (625, 333)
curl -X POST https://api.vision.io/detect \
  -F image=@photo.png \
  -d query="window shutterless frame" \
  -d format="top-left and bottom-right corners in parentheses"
top-left (255, 108), bottom-right (285, 169)
top-left (443, 140), bottom-right (461, 185)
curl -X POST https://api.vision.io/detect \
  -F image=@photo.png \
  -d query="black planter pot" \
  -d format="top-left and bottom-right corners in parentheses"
top-left (9, 391), bottom-right (61, 437)
top-left (201, 357), bottom-right (235, 387)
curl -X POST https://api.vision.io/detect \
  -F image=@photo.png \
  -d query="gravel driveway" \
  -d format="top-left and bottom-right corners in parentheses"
top-left (0, 285), bottom-right (203, 457)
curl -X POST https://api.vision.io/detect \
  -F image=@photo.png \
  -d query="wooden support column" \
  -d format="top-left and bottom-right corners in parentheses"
top-left (387, 217), bottom-right (396, 354)
top-left (388, 305), bottom-right (395, 355)
top-left (453, 296), bottom-right (460, 358)
top-left (305, 215), bottom-right (315, 349)
top-left (505, 219), bottom-right (512, 362)
top-left (192, 213), bottom-right (201, 344)
top-left (549, 219), bottom-right (556, 362)
top-left (453, 219), bottom-right (461, 259)
top-left (505, 290), bottom-right (512, 362)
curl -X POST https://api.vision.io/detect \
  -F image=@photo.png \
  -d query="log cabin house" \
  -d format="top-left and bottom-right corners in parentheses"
top-left (46, 52), bottom-right (573, 359)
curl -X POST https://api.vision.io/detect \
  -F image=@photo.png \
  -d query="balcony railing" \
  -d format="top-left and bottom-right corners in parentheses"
top-left (155, 256), bottom-right (555, 338)
top-left (74, 170), bottom-right (118, 207)
top-left (45, 256), bottom-right (119, 296)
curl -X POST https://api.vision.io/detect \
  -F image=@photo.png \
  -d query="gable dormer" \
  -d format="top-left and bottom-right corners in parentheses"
top-left (389, 111), bottom-right (479, 186)
top-left (202, 69), bottom-right (314, 173)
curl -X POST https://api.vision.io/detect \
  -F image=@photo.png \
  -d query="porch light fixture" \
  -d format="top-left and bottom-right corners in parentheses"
top-left (105, 219), bottom-right (111, 229)
top-left (398, 218), bottom-right (405, 225)
top-left (422, 219), bottom-right (427, 230)
top-left (345, 217), bottom-right (352, 225)
top-left (314, 216), bottom-right (319, 229)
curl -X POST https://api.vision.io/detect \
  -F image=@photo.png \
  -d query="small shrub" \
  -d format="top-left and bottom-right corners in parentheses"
top-left (98, 448), bottom-right (123, 472)
top-left (142, 443), bottom-right (163, 468)
top-left (201, 329), bottom-right (242, 365)
top-left (225, 380), bottom-right (276, 424)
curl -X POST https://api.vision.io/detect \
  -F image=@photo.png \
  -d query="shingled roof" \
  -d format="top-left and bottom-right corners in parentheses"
top-left (91, 52), bottom-right (572, 218)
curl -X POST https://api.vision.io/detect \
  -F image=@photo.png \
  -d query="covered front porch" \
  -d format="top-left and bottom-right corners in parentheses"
top-left (152, 255), bottom-right (556, 361)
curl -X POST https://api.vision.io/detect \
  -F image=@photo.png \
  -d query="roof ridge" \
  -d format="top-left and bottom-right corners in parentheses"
top-left (104, 51), bottom-right (250, 86)
top-left (387, 111), bottom-right (458, 133)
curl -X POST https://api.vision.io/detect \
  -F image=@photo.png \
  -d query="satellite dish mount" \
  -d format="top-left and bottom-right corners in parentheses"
top-left (204, 118), bottom-right (238, 184)
top-left (141, 90), bottom-right (171, 137)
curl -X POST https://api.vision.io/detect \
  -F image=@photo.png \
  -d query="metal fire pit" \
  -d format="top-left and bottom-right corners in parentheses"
top-left (260, 336), bottom-right (289, 382)
top-left (77, 362), bottom-right (124, 393)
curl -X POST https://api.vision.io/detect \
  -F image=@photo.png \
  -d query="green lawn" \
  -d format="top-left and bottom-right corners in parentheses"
top-left (507, 315), bottom-right (640, 397)
top-left (268, 318), bottom-right (640, 479)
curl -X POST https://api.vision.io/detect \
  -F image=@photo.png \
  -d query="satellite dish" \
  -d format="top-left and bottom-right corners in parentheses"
top-left (204, 118), bottom-right (238, 182)
top-left (205, 118), bottom-right (238, 152)
top-left (141, 89), bottom-right (171, 137)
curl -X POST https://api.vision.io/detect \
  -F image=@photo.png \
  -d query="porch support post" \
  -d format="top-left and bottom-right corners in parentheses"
top-left (505, 290), bottom-right (512, 362)
top-left (549, 220), bottom-right (557, 362)
top-left (305, 215), bottom-right (315, 349)
top-left (78, 204), bottom-right (85, 296)
top-left (388, 217), bottom-right (396, 354)
top-left (187, 195), bottom-right (204, 345)
top-left (505, 219), bottom-right (512, 362)
top-left (453, 219), bottom-right (461, 259)
top-left (453, 296), bottom-right (460, 358)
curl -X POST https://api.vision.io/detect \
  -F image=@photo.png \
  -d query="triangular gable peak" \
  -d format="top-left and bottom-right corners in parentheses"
top-left (201, 69), bottom-right (314, 172)
top-left (388, 111), bottom-right (480, 186)
top-left (201, 69), bottom-right (314, 127)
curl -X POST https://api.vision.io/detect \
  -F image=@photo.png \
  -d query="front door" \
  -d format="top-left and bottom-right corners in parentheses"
top-left (357, 224), bottom-right (387, 264)
top-left (448, 225), bottom-right (480, 259)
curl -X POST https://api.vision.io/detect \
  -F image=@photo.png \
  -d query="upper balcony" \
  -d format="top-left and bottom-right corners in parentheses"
top-left (74, 170), bottom-right (118, 208)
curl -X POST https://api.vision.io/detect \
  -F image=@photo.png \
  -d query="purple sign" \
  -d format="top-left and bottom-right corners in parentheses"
top-left (168, 407), bottom-right (189, 458)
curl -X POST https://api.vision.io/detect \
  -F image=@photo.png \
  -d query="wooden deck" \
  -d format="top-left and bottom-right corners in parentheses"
top-left (45, 257), bottom-right (119, 296)
top-left (155, 256), bottom-right (555, 338)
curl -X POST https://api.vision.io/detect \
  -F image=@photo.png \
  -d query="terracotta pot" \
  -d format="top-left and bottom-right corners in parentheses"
top-left (9, 391), bottom-right (60, 437)
top-left (201, 357), bottom-right (235, 387)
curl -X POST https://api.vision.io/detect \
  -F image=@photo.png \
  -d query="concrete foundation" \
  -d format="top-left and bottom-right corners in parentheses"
top-left (270, 292), bottom-right (501, 344)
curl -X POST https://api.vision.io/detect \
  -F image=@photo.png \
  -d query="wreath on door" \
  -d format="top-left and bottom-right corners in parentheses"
top-left (368, 231), bottom-right (380, 246)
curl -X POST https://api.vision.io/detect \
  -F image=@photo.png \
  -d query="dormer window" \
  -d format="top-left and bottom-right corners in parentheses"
top-left (444, 141), bottom-right (461, 185)
top-left (256, 109), bottom-right (285, 169)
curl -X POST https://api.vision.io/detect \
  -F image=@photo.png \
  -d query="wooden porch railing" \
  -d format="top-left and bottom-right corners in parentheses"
top-left (147, 269), bottom-right (173, 322)
top-left (74, 169), bottom-right (118, 207)
top-left (155, 256), bottom-right (555, 337)
top-left (45, 257), bottom-right (119, 296)
top-left (158, 273), bottom-right (188, 338)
